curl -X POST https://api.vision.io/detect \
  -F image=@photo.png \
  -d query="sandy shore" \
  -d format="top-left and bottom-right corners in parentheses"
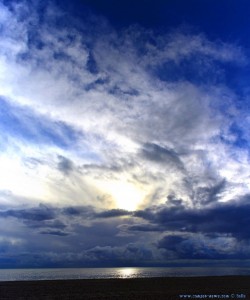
top-left (0, 276), bottom-right (250, 300)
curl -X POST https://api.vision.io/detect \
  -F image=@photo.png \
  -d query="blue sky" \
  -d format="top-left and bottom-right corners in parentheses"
top-left (1, 0), bottom-right (250, 268)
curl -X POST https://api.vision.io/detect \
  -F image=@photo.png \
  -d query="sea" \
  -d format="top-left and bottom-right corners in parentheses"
top-left (0, 267), bottom-right (250, 281)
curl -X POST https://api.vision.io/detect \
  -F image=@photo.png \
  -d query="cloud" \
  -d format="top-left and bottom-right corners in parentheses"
top-left (40, 230), bottom-right (69, 236)
top-left (0, 204), bottom-right (55, 221)
top-left (0, 0), bottom-right (250, 267)
top-left (130, 29), bottom-right (246, 67)
top-left (119, 223), bottom-right (164, 232)
top-left (0, 242), bottom-right (155, 268)
top-left (133, 197), bottom-right (250, 241)
top-left (62, 205), bottom-right (95, 217)
top-left (157, 233), bottom-right (240, 259)
top-left (141, 143), bottom-right (184, 168)
top-left (1, 199), bottom-right (250, 266)
top-left (96, 209), bottom-right (132, 218)
top-left (1, 0), bottom-right (248, 211)
top-left (193, 179), bottom-right (227, 205)
top-left (85, 243), bottom-right (154, 263)
top-left (57, 155), bottom-right (75, 175)
top-left (0, 237), bottom-right (23, 254)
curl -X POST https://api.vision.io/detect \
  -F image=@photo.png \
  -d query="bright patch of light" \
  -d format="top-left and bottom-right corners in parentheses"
top-left (96, 178), bottom-right (147, 211)
top-left (118, 268), bottom-right (139, 278)
top-left (0, 155), bottom-right (49, 202)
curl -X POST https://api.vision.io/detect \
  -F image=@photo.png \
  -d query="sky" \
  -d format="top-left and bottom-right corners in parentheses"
top-left (1, 0), bottom-right (250, 268)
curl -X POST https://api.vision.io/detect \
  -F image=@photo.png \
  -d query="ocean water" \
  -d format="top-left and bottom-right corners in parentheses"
top-left (0, 267), bottom-right (250, 281)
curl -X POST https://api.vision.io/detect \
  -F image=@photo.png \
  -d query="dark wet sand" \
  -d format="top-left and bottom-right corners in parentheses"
top-left (0, 276), bottom-right (250, 300)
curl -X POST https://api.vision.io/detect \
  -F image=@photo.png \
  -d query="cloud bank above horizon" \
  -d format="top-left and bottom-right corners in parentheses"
top-left (1, 0), bottom-right (250, 267)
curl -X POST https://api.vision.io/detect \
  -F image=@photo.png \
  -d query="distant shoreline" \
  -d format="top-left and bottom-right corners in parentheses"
top-left (1, 276), bottom-right (250, 299)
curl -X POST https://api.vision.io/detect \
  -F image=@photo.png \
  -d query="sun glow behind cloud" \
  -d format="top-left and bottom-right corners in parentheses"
top-left (94, 178), bottom-right (148, 211)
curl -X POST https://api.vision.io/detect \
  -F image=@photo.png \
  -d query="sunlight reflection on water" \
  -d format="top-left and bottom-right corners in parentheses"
top-left (1, 267), bottom-right (250, 281)
top-left (117, 268), bottom-right (139, 278)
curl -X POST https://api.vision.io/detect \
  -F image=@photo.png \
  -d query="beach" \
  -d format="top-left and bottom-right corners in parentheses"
top-left (0, 276), bottom-right (250, 300)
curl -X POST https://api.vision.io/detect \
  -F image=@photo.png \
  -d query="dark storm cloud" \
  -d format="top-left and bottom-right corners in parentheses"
top-left (134, 198), bottom-right (250, 240)
top-left (69, 243), bottom-right (154, 267)
top-left (96, 209), bottom-right (132, 218)
top-left (62, 205), bottom-right (97, 219)
top-left (0, 242), bottom-right (155, 268)
top-left (62, 206), bottom-right (132, 220)
top-left (158, 235), bottom-right (184, 251)
top-left (0, 204), bottom-right (55, 221)
top-left (39, 230), bottom-right (69, 236)
top-left (24, 219), bottom-right (67, 230)
top-left (1, 200), bottom-right (250, 266)
top-left (157, 234), bottom-right (228, 259)
top-left (0, 204), bottom-right (131, 225)
top-left (120, 223), bottom-right (164, 232)
top-left (195, 202), bottom-right (250, 240)
top-left (2, 198), bottom-right (250, 246)
top-left (45, 219), bottom-right (67, 229)
top-left (0, 204), bottom-right (132, 248)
